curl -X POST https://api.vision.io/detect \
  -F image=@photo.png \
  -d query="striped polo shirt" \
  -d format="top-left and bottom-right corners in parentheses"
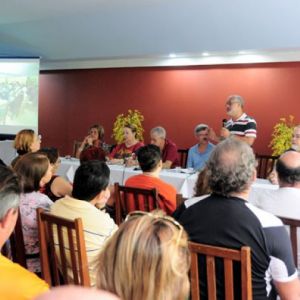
top-left (226, 113), bottom-right (257, 138)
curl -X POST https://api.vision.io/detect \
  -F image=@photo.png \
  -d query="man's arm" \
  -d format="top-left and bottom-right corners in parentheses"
top-left (274, 278), bottom-right (300, 300)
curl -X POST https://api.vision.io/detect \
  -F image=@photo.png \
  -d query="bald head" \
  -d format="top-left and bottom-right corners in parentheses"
top-left (276, 151), bottom-right (300, 187)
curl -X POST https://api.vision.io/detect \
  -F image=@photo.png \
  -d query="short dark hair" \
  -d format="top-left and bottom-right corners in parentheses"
top-left (137, 144), bottom-right (161, 172)
top-left (0, 166), bottom-right (21, 220)
top-left (14, 152), bottom-right (50, 193)
top-left (72, 160), bottom-right (110, 201)
top-left (39, 147), bottom-right (59, 164)
top-left (276, 158), bottom-right (300, 184)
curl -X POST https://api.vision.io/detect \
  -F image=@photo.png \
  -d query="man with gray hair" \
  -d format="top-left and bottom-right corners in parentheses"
top-left (178, 138), bottom-right (300, 299)
top-left (187, 123), bottom-right (214, 170)
top-left (150, 126), bottom-right (179, 168)
top-left (210, 95), bottom-right (257, 146)
top-left (250, 150), bottom-right (300, 224)
top-left (0, 166), bottom-right (48, 298)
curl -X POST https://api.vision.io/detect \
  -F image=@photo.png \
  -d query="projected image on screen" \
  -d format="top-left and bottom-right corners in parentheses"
top-left (0, 59), bottom-right (39, 134)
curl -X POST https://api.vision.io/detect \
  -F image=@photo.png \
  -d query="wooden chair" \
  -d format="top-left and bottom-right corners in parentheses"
top-left (189, 242), bottom-right (252, 300)
top-left (178, 148), bottom-right (189, 168)
top-left (255, 154), bottom-right (279, 179)
top-left (278, 216), bottom-right (300, 267)
top-left (1, 209), bottom-right (27, 268)
top-left (37, 208), bottom-right (90, 287)
top-left (114, 182), bottom-right (159, 225)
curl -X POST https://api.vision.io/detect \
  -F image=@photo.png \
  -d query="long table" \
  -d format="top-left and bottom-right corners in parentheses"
top-left (58, 158), bottom-right (278, 199)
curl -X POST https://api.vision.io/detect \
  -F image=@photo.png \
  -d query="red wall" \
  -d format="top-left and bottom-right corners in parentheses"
top-left (39, 62), bottom-right (300, 156)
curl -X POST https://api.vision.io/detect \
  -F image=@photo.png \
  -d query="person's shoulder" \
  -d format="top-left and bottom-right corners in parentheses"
top-left (245, 202), bottom-right (283, 228)
top-left (166, 139), bottom-right (178, 150)
top-left (244, 113), bottom-right (257, 123)
top-left (0, 255), bottom-right (48, 296)
top-left (125, 174), bottom-right (143, 185)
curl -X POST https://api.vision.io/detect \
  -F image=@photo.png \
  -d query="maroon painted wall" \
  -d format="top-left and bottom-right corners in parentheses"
top-left (39, 62), bottom-right (300, 156)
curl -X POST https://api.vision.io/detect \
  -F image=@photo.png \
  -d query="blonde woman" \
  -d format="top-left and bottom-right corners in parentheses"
top-left (96, 211), bottom-right (190, 300)
top-left (11, 129), bottom-right (41, 167)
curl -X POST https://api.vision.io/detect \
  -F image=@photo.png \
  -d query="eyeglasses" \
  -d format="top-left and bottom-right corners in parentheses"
top-left (125, 210), bottom-right (184, 246)
top-left (226, 100), bottom-right (240, 106)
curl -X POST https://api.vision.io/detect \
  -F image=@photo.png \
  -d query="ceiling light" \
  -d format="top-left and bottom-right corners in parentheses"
top-left (169, 53), bottom-right (177, 58)
top-left (202, 52), bottom-right (210, 56)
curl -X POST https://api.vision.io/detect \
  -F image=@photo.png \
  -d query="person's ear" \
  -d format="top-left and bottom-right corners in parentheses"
top-left (252, 168), bottom-right (257, 183)
top-left (93, 187), bottom-right (110, 206)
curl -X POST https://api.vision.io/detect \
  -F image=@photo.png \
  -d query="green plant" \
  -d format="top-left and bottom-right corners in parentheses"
top-left (112, 109), bottom-right (144, 144)
top-left (269, 115), bottom-right (296, 156)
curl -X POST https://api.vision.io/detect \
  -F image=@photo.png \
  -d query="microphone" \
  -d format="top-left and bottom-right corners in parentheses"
top-left (222, 119), bottom-right (227, 128)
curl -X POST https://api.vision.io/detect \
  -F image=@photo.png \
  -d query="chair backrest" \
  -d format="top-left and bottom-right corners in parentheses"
top-left (178, 148), bottom-right (189, 168)
top-left (37, 208), bottom-right (90, 287)
top-left (189, 242), bottom-right (252, 300)
top-left (278, 216), bottom-right (300, 267)
top-left (255, 154), bottom-right (279, 179)
top-left (1, 209), bottom-right (27, 268)
top-left (114, 182), bottom-right (159, 225)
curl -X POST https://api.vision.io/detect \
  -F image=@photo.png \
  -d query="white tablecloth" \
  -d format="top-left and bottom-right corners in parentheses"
top-left (57, 158), bottom-right (277, 199)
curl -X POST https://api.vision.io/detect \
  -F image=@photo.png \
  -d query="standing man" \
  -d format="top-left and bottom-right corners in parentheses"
top-left (178, 138), bottom-right (300, 299)
top-left (210, 95), bottom-right (257, 146)
top-left (150, 126), bottom-right (180, 169)
top-left (187, 124), bottom-right (214, 170)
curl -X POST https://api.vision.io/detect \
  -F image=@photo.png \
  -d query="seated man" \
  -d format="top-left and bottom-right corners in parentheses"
top-left (178, 138), bottom-right (300, 299)
top-left (50, 161), bottom-right (118, 286)
top-left (150, 126), bottom-right (179, 169)
top-left (0, 165), bottom-right (48, 299)
top-left (125, 144), bottom-right (177, 215)
top-left (187, 124), bottom-right (214, 170)
top-left (249, 151), bottom-right (300, 267)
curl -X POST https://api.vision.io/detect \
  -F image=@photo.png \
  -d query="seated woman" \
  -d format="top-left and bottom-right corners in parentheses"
top-left (108, 124), bottom-right (144, 165)
top-left (76, 124), bottom-right (107, 162)
top-left (14, 152), bottom-right (53, 274)
top-left (11, 129), bottom-right (41, 167)
top-left (96, 210), bottom-right (190, 300)
top-left (39, 147), bottom-right (72, 202)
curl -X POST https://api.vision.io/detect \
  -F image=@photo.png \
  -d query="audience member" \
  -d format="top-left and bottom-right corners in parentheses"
top-left (14, 152), bottom-right (53, 274)
top-left (34, 286), bottom-right (119, 300)
top-left (109, 124), bottom-right (144, 165)
top-left (0, 165), bottom-right (48, 299)
top-left (178, 138), bottom-right (300, 299)
top-left (97, 210), bottom-right (190, 300)
top-left (125, 145), bottom-right (177, 215)
top-left (76, 124), bottom-right (107, 162)
top-left (250, 151), bottom-right (300, 266)
top-left (209, 95), bottom-right (257, 146)
top-left (173, 167), bottom-right (211, 219)
top-left (187, 124), bottom-right (214, 170)
top-left (150, 126), bottom-right (179, 168)
top-left (11, 129), bottom-right (41, 167)
top-left (39, 147), bottom-right (72, 202)
top-left (269, 125), bottom-right (300, 184)
top-left (50, 160), bottom-right (118, 285)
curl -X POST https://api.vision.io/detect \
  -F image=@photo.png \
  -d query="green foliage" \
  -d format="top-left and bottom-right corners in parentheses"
top-left (112, 109), bottom-right (144, 144)
top-left (269, 115), bottom-right (296, 156)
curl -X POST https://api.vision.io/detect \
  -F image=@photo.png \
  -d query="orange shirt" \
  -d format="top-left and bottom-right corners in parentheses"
top-left (125, 174), bottom-right (177, 215)
top-left (0, 254), bottom-right (48, 300)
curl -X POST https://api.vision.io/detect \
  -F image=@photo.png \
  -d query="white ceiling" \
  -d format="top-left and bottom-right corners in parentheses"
top-left (2, 0), bottom-right (300, 70)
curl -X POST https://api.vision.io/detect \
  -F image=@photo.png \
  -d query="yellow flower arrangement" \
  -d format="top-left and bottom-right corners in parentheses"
top-left (269, 115), bottom-right (296, 156)
top-left (112, 109), bottom-right (144, 144)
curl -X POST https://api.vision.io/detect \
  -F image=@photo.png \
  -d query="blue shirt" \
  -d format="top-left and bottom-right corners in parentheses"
top-left (187, 142), bottom-right (214, 170)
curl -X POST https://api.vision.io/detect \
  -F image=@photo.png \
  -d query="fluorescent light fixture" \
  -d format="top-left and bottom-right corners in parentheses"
top-left (202, 52), bottom-right (210, 56)
top-left (169, 53), bottom-right (177, 58)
